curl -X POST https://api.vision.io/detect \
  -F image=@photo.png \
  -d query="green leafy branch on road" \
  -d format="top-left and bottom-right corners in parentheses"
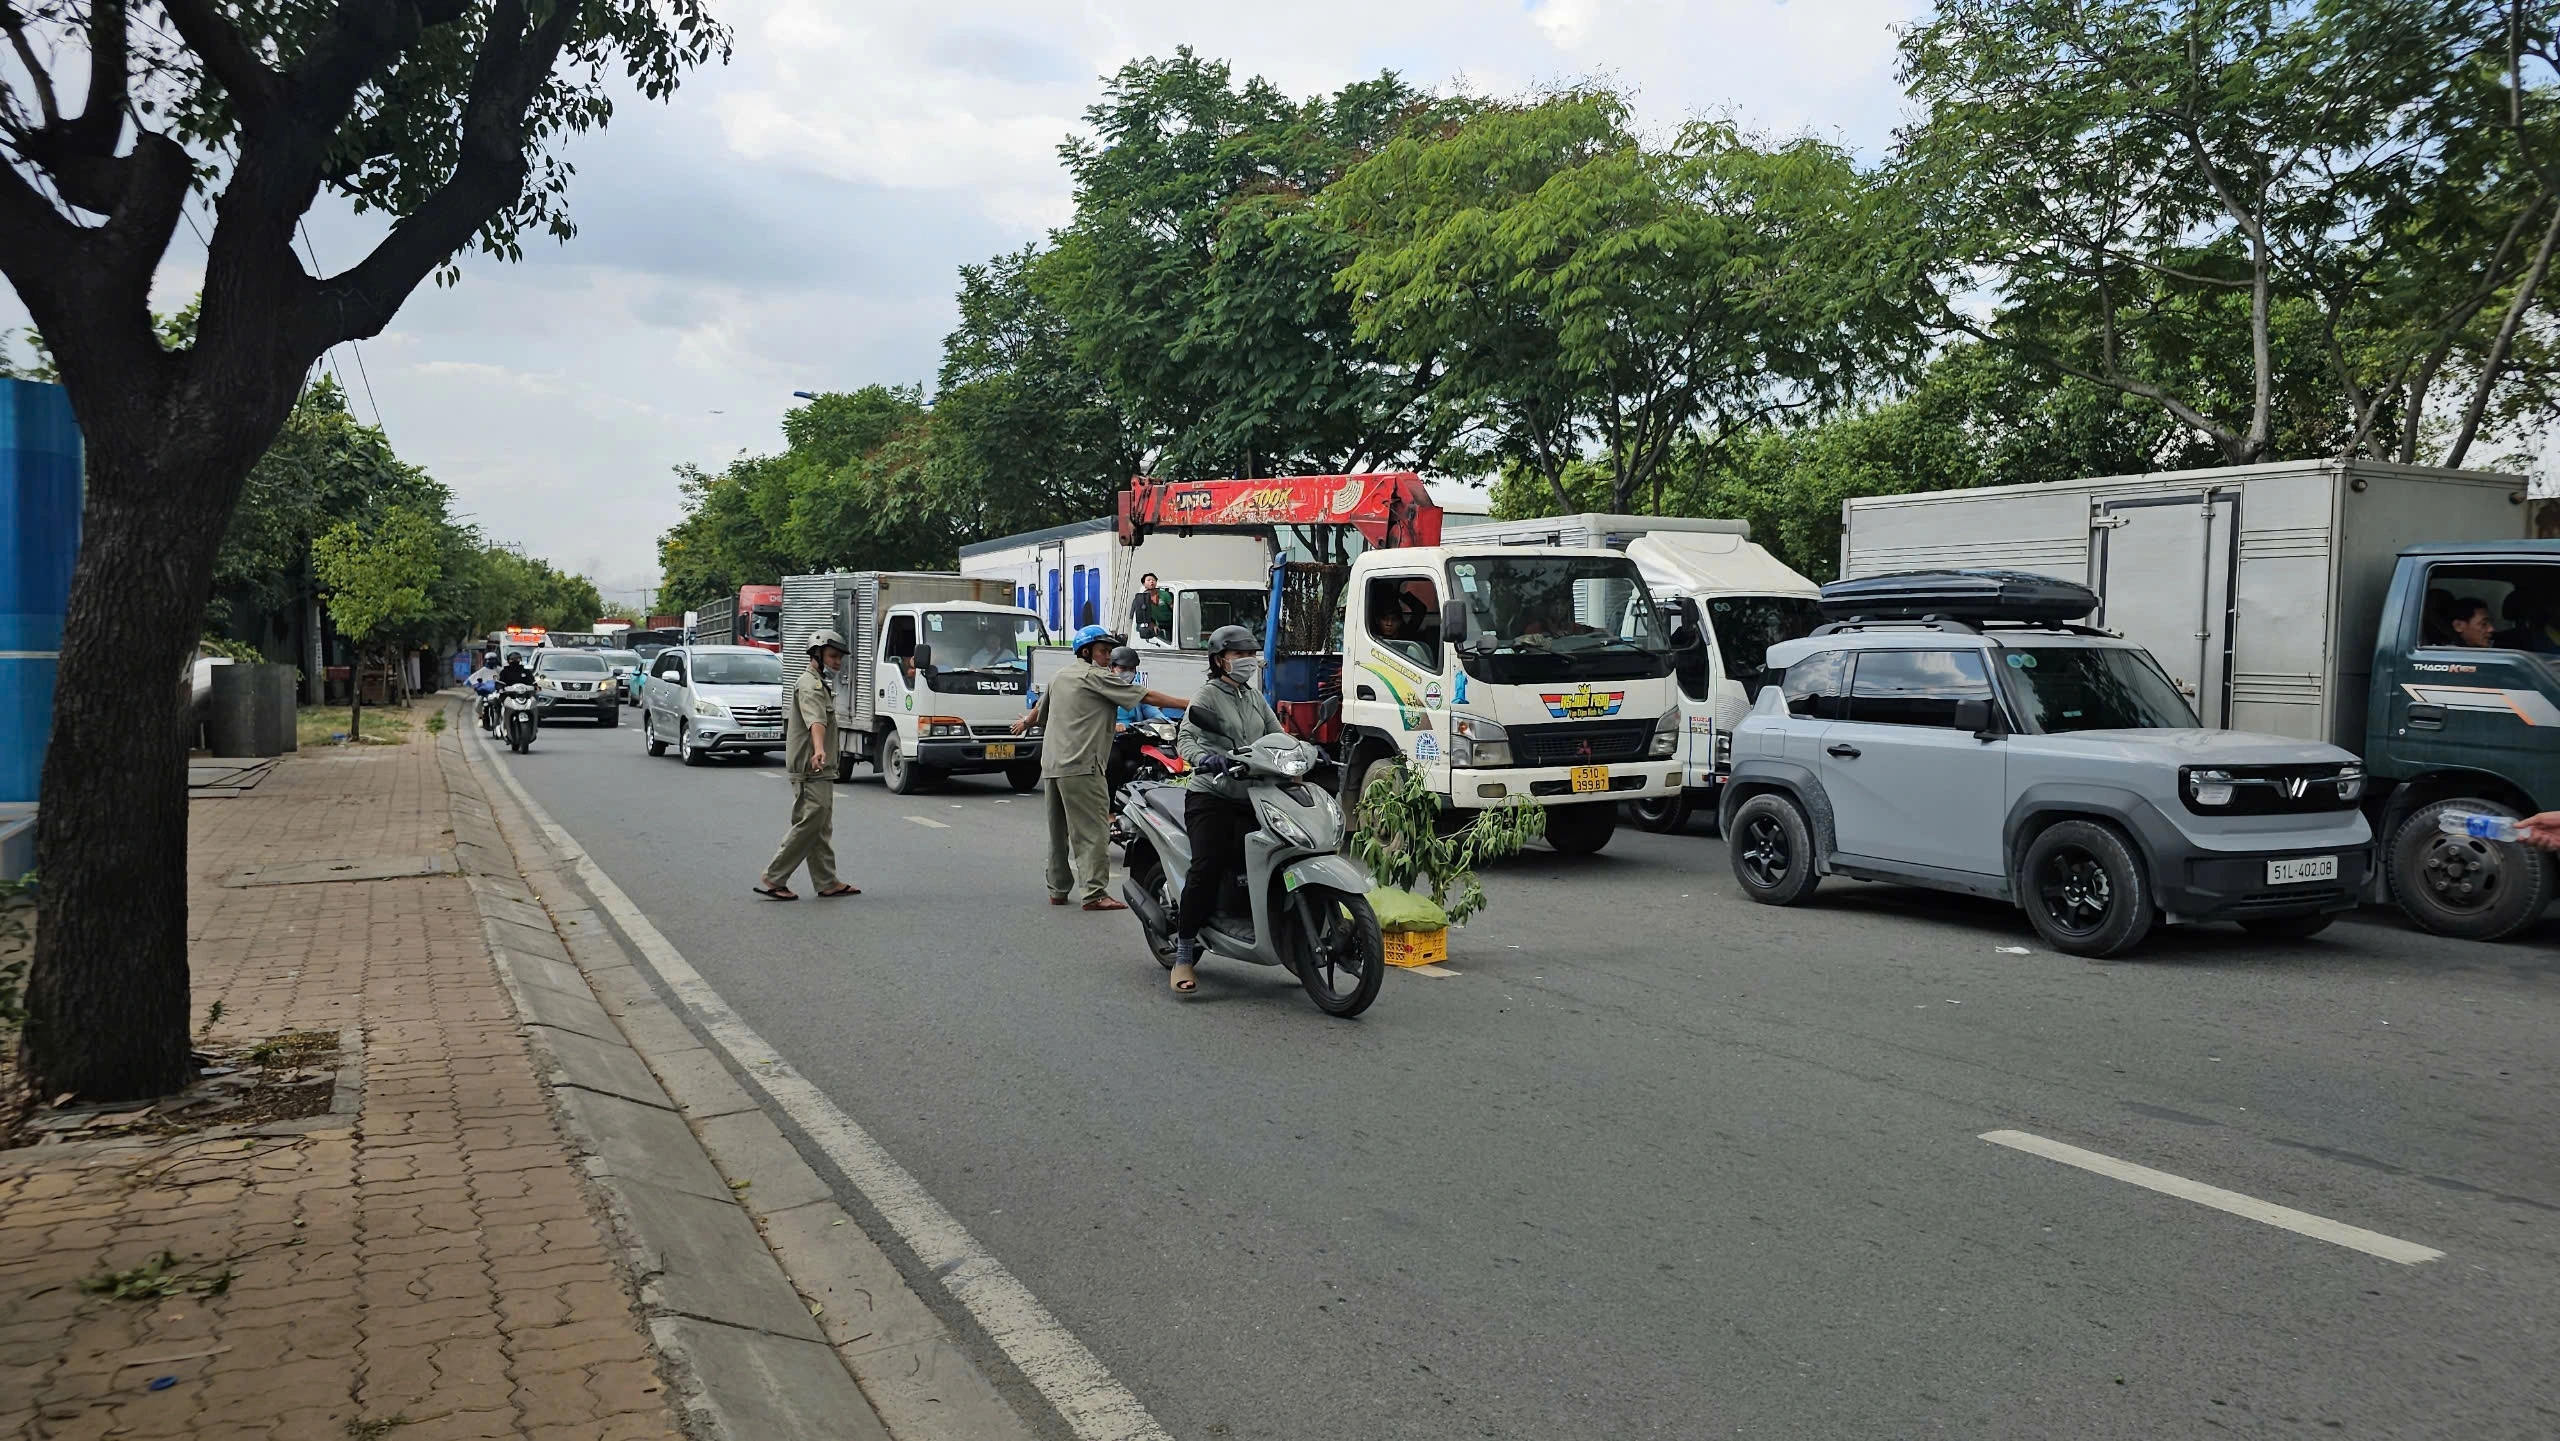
top-left (77, 1250), bottom-right (235, 1301)
top-left (1349, 763), bottom-right (1544, 927)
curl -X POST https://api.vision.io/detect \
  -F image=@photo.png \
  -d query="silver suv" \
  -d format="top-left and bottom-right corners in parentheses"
top-left (1722, 609), bottom-right (2373, 957)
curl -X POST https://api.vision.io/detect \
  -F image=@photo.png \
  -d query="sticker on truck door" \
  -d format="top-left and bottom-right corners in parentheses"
top-left (2400, 683), bottom-right (2560, 725)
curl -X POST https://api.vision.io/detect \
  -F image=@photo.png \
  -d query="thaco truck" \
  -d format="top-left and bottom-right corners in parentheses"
top-left (781, 572), bottom-right (1049, 794)
top-left (1451, 513), bottom-right (1824, 832)
top-left (1840, 459), bottom-right (2558, 940)
top-left (1053, 474), bottom-right (1691, 855)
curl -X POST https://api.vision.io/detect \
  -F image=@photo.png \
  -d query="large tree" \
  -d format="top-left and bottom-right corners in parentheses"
top-left (4, 0), bottom-right (725, 1100)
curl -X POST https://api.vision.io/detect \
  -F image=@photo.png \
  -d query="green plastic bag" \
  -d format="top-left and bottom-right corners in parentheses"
top-left (1367, 886), bottom-right (1449, 934)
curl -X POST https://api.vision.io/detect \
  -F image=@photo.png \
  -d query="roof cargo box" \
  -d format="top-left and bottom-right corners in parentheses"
top-left (1819, 569), bottom-right (2098, 624)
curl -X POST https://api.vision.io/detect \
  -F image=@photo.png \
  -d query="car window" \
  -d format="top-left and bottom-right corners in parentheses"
top-left (1998, 645), bottom-right (2197, 732)
top-left (1845, 649), bottom-right (1993, 728)
top-left (602, 651), bottom-right (640, 668)
top-left (1780, 650), bottom-right (1848, 719)
top-left (537, 652), bottom-right (608, 674)
top-left (653, 654), bottom-right (684, 681)
top-left (691, 651), bottom-right (783, 686)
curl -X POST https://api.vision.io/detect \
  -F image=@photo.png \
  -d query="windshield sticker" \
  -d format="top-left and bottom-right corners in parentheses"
top-left (2399, 683), bottom-right (2560, 725)
top-left (1540, 685), bottom-right (1626, 720)
top-left (2005, 653), bottom-right (2038, 668)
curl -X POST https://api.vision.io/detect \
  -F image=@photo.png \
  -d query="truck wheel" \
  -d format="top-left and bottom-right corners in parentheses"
top-left (2018, 820), bottom-right (2154, 958)
top-left (1007, 762), bottom-right (1041, 793)
top-left (835, 743), bottom-right (857, 783)
top-left (644, 712), bottom-right (666, 757)
top-left (883, 732), bottom-right (926, 795)
top-left (1342, 752), bottom-right (1397, 833)
top-left (1543, 802), bottom-right (1617, 856)
top-left (1727, 793), bottom-right (1819, 906)
top-left (1626, 792), bottom-right (1694, 833)
top-left (679, 722), bottom-right (707, 767)
top-left (2388, 798), bottom-right (2551, 941)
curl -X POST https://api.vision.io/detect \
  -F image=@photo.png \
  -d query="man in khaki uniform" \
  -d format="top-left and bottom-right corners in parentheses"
top-left (1013, 624), bottom-right (1188, 909)
top-left (758, 630), bottom-right (858, 900)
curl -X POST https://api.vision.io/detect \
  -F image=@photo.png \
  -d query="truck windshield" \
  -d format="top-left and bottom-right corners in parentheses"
top-left (748, 606), bottom-right (782, 643)
top-left (1174, 588), bottom-right (1270, 650)
top-left (1704, 595), bottom-right (1823, 698)
top-left (1444, 554), bottom-right (1671, 683)
top-left (926, 611), bottom-right (1041, 671)
top-left (1997, 645), bottom-right (2198, 732)
top-left (692, 652), bottom-right (782, 685)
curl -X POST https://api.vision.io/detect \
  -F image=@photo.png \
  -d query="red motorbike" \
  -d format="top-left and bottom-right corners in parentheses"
top-left (1108, 718), bottom-right (1186, 844)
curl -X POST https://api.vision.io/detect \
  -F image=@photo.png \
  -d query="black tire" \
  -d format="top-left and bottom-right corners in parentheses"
top-left (1626, 792), bottom-right (1695, 834)
top-left (1727, 793), bottom-right (1820, 906)
top-left (2239, 912), bottom-right (2336, 941)
top-left (1288, 886), bottom-right (1384, 1018)
top-left (600, 703), bottom-right (619, 728)
top-left (679, 722), bottom-right (707, 767)
top-left (2018, 820), bottom-right (2155, 958)
top-left (1544, 802), bottom-right (1617, 856)
top-left (1007, 762), bottom-right (1042, 794)
top-left (643, 712), bottom-right (667, 756)
top-left (2388, 798), bottom-right (2552, 942)
top-left (1342, 752), bottom-right (1395, 832)
top-left (1125, 846), bottom-right (1179, 969)
top-left (835, 743), bottom-right (858, 783)
top-left (883, 731), bottom-right (927, 795)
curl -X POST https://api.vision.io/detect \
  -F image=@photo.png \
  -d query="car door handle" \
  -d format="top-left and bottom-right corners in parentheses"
top-left (1826, 743), bottom-right (1861, 759)
top-left (1355, 685), bottom-right (1377, 701)
top-left (2406, 703), bottom-right (2447, 730)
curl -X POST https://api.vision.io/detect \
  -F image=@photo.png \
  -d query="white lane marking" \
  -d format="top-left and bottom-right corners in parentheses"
top-left (905, 814), bottom-right (952, 830)
top-left (1410, 964), bottom-right (1460, 978)
top-left (1979, 1130), bottom-right (2444, 1266)
top-left (473, 748), bottom-right (1171, 1441)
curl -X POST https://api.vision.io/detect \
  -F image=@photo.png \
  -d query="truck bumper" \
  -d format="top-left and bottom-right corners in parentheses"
top-left (917, 738), bottom-right (1040, 773)
top-left (2155, 842), bottom-right (2375, 922)
top-left (1447, 762), bottom-right (1685, 808)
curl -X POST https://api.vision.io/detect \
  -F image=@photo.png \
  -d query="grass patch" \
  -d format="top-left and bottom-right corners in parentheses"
top-left (79, 1250), bottom-right (235, 1300)
top-left (295, 705), bottom-right (411, 748)
top-left (425, 709), bottom-right (446, 734)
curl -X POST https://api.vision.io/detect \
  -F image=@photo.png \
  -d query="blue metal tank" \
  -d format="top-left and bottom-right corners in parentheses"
top-left (1, 378), bottom-right (82, 805)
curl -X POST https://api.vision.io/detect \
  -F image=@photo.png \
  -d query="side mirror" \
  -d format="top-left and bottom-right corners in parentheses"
top-left (1954, 698), bottom-right (2002, 740)
top-left (1670, 623), bottom-right (1704, 653)
top-left (1440, 598), bottom-right (1473, 647)
top-left (913, 643), bottom-right (934, 673)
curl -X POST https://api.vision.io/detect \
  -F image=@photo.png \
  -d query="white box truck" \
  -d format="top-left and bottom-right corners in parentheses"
top-left (782, 572), bottom-right (1049, 794)
top-left (957, 517), bottom-right (1273, 648)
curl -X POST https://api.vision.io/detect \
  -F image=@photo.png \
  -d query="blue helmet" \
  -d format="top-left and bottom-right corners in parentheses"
top-left (1070, 623), bottom-right (1123, 655)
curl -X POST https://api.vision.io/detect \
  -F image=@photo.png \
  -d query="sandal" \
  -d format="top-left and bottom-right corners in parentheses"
top-left (753, 884), bottom-right (798, 901)
top-left (816, 884), bottom-right (861, 898)
top-left (1169, 962), bottom-right (1199, 994)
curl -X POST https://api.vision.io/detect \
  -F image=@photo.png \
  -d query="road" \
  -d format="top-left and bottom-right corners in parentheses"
top-left (488, 711), bottom-right (2560, 1440)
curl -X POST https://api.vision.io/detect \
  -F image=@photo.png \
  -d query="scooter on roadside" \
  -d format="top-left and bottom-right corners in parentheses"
top-left (1117, 731), bottom-right (1385, 1017)
top-left (499, 682), bottom-right (540, 753)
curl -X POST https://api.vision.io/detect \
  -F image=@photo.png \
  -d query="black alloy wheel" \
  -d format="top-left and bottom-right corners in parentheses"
top-left (2018, 820), bottom-right (2154, 958)
top-left (1726, 793), bottom-right (1819, 906)
top-left (1289, 886), bottom-right (1384, 1018)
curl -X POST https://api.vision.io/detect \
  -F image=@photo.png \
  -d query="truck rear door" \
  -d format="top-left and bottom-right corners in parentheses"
top-left (2094, 491), bottom-right (2238, 725)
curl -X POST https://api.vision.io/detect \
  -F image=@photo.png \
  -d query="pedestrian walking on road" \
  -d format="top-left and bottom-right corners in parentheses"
top-left (1013, 623), bottom-right (1187, 910)
top-left (758, 629), bottom-right (859, 901)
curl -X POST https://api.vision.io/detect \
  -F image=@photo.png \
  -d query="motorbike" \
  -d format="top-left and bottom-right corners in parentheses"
top-left (499, 682), bottom-right (540, 753)
top-left (1117, 731), bottom-right (1385, 1018)
top-left (1106, 718), bottom-right (1187, 845)
top-left (473, 678), bottom-right (500, 732)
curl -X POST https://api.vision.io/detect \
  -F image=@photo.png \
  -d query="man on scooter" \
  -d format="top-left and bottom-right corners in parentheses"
top-left (1169, 625), bottom-right (1287, 995)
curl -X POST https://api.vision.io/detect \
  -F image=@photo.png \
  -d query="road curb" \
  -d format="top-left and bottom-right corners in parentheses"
top-left (441, 705), bottom-right (1038, 1441)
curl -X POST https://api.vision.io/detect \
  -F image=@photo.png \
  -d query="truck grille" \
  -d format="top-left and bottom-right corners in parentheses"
top-left (729, 705), bottom-right (784, 728)
top-left (1508, 720), bottom-right (1655, 766)
top-left (972, 724), bottom-right (1019, 737)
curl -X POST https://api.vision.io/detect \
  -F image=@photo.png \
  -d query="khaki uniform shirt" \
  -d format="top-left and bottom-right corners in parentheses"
top-left (785, 664), bottom-right (832, 776)
top-left (1028, 662), bottom-right (1148, 778)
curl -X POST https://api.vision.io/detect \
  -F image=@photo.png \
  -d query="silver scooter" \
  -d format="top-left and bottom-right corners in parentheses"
top-left (500, 682), bottom-right (540, 753)
top-left (1118, 731), bottom-right (1385, 1017)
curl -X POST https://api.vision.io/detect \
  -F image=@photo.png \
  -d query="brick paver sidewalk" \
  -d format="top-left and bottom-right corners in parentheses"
top-left (0, 712), bottom-right (687, 1441)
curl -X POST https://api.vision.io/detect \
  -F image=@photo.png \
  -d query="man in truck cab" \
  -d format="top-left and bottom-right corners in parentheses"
top-left (1168, 625), bottom-right (1289, 996)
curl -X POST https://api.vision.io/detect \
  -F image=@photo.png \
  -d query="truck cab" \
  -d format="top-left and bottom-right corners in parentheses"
top-left (1333, 545), bottom-right (1688, 855)
top-left (2365, 540), bottom-right (2560, 939)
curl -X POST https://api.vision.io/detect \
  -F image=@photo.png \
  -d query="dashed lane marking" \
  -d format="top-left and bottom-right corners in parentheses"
top-left (1410, 964), bottom-right (1460, 977)
top-left (905, 815), bottom-right (951, 829)
top-left (1979, 1129), bottom-right (2444, 1266)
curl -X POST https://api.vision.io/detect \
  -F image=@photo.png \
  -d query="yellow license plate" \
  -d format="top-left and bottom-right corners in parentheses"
top-left (984, 742), bottom-right (1016, 760)
top-left (1569, 764), bottom-right (1611, 793)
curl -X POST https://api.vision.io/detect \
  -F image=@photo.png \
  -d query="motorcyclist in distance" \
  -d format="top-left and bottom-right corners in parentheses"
top-left (1169, 625), bottom-right (1287, 996)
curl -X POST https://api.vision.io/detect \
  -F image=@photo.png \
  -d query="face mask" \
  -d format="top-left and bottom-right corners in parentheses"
top-left (1225, 658), bottom-right (1261, 687)
top-left (1113, 671), bottom-right (1136, 685)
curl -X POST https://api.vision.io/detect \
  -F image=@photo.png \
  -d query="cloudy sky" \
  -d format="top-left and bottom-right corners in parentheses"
top-left (6, 0), bottom-right (1930, 612)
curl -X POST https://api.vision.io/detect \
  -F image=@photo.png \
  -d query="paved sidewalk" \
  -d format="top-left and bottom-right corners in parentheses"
top-left (0, 715), bottom-right (687, 1440)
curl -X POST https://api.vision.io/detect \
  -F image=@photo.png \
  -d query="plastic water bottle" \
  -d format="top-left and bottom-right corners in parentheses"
top-left (2438, 810), bottom-right (2520, 843)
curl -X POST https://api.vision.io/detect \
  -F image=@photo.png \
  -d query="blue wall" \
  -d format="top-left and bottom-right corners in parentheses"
top-left (1, 379), bottom-right (82, 804)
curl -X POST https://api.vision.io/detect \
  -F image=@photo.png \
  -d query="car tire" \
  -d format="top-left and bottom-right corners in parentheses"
top-left (2387, 798), bottom-right (2551, 942)
top-left (601, 703), bottom-right (618, 728)
top-left (2018, 820), bottom-right (2155, 958)
top-left (1626, 792), bottom-right (1694, 834)
top-left (1727, 793), bottom-right (1820, 906)
top-left (643, 712), bottom-right (666, 756)
top-left (1007, 762), bottom-right (1041, 793)
top-left (2239, 912), bottom-right (2336, 941)
top-left (1544, 802), bottom-right (1617, 856)
top-left (679, 722), bottom-right (707, 767)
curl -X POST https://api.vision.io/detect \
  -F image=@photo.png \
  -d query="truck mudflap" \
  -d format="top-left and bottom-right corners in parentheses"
top-left (1280, 854), bottom-right (1372, 896)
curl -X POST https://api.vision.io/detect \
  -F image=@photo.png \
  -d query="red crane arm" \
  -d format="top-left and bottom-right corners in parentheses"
top-left (1116, 473), bottom-right (1443, 549)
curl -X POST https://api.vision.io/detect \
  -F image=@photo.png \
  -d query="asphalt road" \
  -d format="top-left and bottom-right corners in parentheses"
top-left (489, 709), bottom-right (2560, 1440)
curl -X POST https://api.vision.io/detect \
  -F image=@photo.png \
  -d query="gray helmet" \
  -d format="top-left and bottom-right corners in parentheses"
top-left (1208, 624), bottom-right (1258, 656)
top-left (806, 628), bottom-right (847, 655)
top-left (1108, 645), bottom-right (1140, 670)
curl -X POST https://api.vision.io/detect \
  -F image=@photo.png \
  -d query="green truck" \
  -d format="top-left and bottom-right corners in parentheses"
top-left (1841, 461), bottom-right (2557, 940)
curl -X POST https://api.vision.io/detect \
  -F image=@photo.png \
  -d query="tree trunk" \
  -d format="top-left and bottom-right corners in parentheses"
top-left (303, 589), bottom-right (324, 705)
top-left (349, 645), bottom-right (364, 743)
top-left (20, 417), bottom-right (276, 1102)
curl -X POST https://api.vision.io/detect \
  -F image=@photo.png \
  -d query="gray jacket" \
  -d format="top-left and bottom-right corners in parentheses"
top-left (1177, 675), bottom-right (1285, 801)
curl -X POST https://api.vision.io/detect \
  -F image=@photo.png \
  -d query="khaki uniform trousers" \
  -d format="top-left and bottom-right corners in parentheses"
top-left (764, 771), bottom-right (840, 891)
top-left (1043, 772), bottom-right (1112, 903)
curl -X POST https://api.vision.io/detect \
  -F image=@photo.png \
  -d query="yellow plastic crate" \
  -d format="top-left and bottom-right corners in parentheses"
top-left (1382, 927), bottom-right (1448, 968)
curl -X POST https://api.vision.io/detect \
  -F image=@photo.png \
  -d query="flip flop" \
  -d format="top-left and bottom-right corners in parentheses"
top-left (1081, 897), bottom-right (1129, 912)
top-left (1169, 962), bottom-right (1199, 995)
top-left (816, 884), bottom-right (861, 898)
top-left (753, 885), bottom-right (798, 901)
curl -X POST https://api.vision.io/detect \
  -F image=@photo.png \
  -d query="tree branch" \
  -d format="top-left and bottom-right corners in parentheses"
top-left (156, 0), bottom-right (282, 126)
top-left (2446, 190), bottom-right (2560, 467)
top-left (0, 1), bottom-right (60, 130)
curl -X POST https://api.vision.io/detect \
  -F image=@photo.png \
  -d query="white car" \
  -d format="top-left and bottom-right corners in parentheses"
top-left (639, 645), bottom-right (786, 765)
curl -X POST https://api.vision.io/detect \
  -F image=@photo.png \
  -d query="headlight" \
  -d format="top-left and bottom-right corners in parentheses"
top-left (2335, 763), bottom-right (2365, 801)
top-left (2186, 768), bottom-right (2235, 807)
top-left (920, 716), bottom-right (968, 738)
top-left (1450, 715), bottom-right (1512, 767)
top-left (1649, 708), bottom-right (1680, 758)
top-left (1257, 802), bottom-right (1316, 849)
top-left (691, 696), bottom-right (729, 719)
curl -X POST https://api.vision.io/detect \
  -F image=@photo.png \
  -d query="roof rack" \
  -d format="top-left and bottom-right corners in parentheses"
top-left (1817, 568), bottom-right (2098, 625)
top-left (1810, 616), bottom-right (2115, 638)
